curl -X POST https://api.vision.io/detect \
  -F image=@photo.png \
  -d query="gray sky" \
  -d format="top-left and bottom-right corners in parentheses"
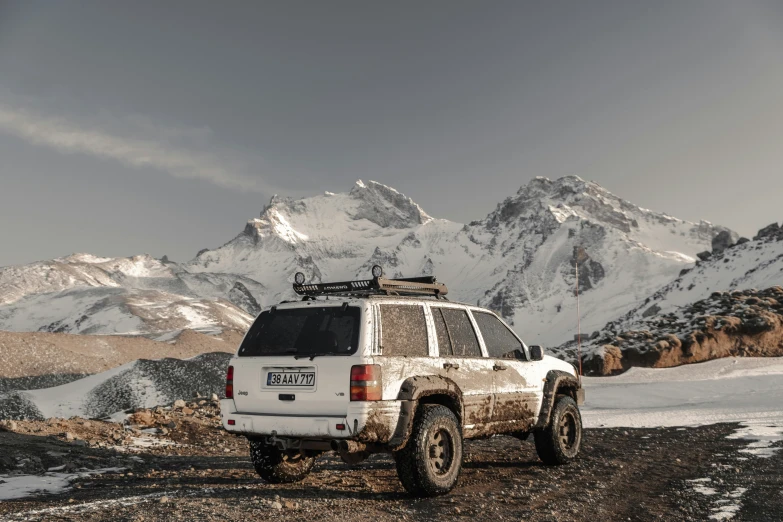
top-left (1, 1), bottom-right (782, 267)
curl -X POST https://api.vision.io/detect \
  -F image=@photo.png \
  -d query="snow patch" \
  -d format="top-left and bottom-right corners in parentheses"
top-left (582, 357), bottom-right (783, 457)
top-left (0, 468), bottom-right (124, 500)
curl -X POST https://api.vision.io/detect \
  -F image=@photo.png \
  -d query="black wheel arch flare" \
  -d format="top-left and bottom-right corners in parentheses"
top-left (535, 370), bottom-right (583, 430)
top-left (388, 375), bottom-right (464, 450)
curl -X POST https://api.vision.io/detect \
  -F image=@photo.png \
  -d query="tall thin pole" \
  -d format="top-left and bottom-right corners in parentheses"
top-left (576, 259), bottom-right (583, 383)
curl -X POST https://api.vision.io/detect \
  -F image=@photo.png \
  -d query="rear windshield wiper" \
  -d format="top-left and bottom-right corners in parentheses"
top-left (294, 352), bottom-right (336, 361)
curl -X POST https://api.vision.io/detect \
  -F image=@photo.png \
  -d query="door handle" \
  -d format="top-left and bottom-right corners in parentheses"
top-left (443, 362), bottom-right (460, 370)
top-left (493, 364), bottom-right (507, 371)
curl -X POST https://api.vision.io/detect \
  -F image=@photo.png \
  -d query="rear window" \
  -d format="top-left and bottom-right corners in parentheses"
top-left (238, 306), bottom-right (361, 357)
top-left (380, 304), bottom-right (429, 357)
top-left (473, 311), bottom-right (523, 359)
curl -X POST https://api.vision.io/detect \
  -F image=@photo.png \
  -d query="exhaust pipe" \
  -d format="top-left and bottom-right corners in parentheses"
top-left (340, 440), bottom-right (367, 453)
top-left (330, 440), bottom-right (367, 454)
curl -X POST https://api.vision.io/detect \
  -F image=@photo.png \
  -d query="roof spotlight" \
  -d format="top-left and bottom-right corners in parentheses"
top-left (371, 265), bottom-right (383, 278)
top-left (294, 272), bottom-right (306, 285)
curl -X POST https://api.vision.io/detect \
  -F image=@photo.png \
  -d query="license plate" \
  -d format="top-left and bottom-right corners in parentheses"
top-left (266, 371), bottom-right (315, 387)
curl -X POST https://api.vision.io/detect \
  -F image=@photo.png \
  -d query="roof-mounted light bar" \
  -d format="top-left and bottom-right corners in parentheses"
top-left (292, 265), bottom-right (448, 298)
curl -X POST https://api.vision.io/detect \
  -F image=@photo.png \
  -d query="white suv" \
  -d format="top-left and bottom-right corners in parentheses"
top-left (221, 269), bottom-right (584, 497)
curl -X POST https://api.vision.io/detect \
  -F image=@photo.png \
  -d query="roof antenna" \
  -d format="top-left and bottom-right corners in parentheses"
top-left (575, 253), bottom-right (583, 384)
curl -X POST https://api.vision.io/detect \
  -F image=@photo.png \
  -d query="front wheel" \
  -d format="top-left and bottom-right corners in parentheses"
top-left (393, 404), bottom-right (463, 497)
top-left (534, 395), bottom-right (582, 465)
top-left (249, 441), bottom-right (315, 483)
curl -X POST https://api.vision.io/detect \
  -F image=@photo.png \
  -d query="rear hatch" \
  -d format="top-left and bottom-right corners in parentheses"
top-left (231, 303), bottom-right (364, 417)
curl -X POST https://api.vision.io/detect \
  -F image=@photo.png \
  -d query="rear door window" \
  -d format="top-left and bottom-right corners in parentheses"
top-left (439, 308), bottom-right (482, 357)
top-left (380, 304), bottom-right (429, 357)
top-left (432, 307), bottom-right (453, 356)
top-left (473, 311), bottom-right (523, 359)
top-left (238, 306), bottom-right (360, 357)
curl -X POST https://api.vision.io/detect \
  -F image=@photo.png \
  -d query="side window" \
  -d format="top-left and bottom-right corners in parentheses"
top-left (379, 304), bottom-right (429, 356)
top-left (431, 307), bottom-right (453, 356)
top-left (473, 311), bottom-right (523, 359)
top-left (440, 308), bottom-right (482, 357)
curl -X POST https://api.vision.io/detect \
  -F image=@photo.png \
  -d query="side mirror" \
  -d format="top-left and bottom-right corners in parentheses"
top-left (529, 345), bottom-right (544, 361)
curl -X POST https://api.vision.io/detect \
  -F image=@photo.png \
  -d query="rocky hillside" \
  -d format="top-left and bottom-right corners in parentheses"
top-left (559, 222), bottom-right (783, 374)
top-left (0, 352), bottom-right (232, 420)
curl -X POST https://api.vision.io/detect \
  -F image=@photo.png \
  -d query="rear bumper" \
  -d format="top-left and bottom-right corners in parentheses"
top-left (220, 399), bottom-right (401, 441)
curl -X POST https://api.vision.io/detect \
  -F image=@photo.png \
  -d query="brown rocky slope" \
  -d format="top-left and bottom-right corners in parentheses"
top-left (582, 286), bottom-right (783, 375)
top-left (0, 329), bottom-right (241, 382)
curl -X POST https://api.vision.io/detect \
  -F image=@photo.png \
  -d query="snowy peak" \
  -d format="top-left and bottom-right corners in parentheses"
top-left (493, 175), bottom-right (726, 239)
top-left (349, 179), bottom-right (432, 228)
top-left (237, 180), bottom-right (431, 248)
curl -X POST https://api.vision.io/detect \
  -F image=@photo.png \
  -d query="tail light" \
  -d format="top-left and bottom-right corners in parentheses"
top-left (350, 365), bottom-right (382, 401)
top-left (225, 365), bottom-right (234, 399)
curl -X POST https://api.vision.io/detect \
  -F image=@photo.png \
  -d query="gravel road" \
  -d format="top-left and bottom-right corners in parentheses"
top-left (1, 420), bottom-right (781, 522)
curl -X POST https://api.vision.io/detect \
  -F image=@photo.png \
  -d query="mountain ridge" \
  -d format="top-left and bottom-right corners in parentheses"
top-left (0, 176), bottom-right (735, 345)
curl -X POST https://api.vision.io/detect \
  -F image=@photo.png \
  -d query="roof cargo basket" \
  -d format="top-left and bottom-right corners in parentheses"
top-left (293, 266), bottom-right (448, 299)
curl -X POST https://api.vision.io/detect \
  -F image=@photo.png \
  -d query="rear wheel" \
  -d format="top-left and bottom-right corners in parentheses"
top-left (534, 395), bottom-right (582, 465)
top-left (249, 441), bottom-right (315, 483)
top-left (393, 404), bottom-right (463, 497)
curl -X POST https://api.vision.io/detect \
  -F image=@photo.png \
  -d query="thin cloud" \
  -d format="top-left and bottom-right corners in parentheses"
top-left (0, 103), bottom-right (272, 193)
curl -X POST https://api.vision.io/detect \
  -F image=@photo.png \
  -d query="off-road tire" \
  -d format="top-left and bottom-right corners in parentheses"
top-left (534, 395), bottom-right (582, 465)
top-left (393, 404), bottom-right (463, 497)
top-left (249, 441), bottom-right (315, 484)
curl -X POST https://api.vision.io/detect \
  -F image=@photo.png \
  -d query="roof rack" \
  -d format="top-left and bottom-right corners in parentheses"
top-left (293, 275), bottom-right (448, 299)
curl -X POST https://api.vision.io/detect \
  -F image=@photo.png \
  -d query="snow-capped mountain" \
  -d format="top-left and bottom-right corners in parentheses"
top-left (0, 253), bottom-right (256, 339)
top-left (0, 177), bottom-right (735, 345)
top-left (184, 177), bottom-right (732, 345)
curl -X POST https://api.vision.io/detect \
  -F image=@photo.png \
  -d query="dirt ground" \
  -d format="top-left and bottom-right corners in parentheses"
top-left (1, 412), bottom-right (781, 522)
top-left (0, 329), bottom-right (240, 382)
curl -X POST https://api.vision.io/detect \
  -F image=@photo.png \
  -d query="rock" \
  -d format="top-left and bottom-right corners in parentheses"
top-left (173, 400), bottom-right (186, 409)
top-left (572, 246), bottom-right (605, 292)
top-left (228, 281), bottom-right (262, 316)
top-left (159, 496), bottom-right (169, 504)
top-left (696, 251), bottom-right (712, 261)
top-left (736, 237), bottom-right (750, 246)
top-left (0, 420), bottom-right (17, 431)
top-left (711, 230), bottom-right (735, 254)
top-left (64, 432), bottom-right (76, 441)
top-left (271, 501), bottom-right (283, 510)
top-left (283, 501), bottom-right (297, 509)
top-left (181, 407), bottom-right (194, 416)
top-left (754, 222), bottom-right (781, 241)
top-left (130, 411), bottom-right (154, 427)
top-left (642, 304), bottom-right (661, 318)
top-left (210, 393), bottom-right (219, 402)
